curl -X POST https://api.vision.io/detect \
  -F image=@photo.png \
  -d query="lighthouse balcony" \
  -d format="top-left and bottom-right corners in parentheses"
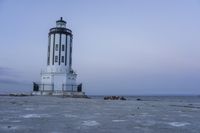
top-left (32, 82), bottom-right (86, 97)
top-left (32, 83), bottom-right (83, 94)
top-left (49, 27), bottom-right (72, 35)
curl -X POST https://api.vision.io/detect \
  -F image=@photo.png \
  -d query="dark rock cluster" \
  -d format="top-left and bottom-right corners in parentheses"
top-left (104, 96), bottom-right (126, 100)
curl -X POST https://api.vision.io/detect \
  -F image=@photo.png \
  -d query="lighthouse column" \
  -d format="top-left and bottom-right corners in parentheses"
top-left (40, 17), bottom-right (77, 92)
top-left (33, 17), bottom-right (86, 97)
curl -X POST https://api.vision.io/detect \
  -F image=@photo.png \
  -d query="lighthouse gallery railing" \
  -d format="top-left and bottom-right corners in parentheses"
top-left (33, 82), bottom-right (82, 92)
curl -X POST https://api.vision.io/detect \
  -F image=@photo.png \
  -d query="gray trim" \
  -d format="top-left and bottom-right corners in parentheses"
top-left (47, 35), bottom-right (50, 65)
top-left (65, 35), bottom-right (68, 66)
top-left (59, 33), bottom-right (61, 65)
top-left (52, 33), bottom-right (55, 65)
top-left (69, 35), bottom-right (72, 67)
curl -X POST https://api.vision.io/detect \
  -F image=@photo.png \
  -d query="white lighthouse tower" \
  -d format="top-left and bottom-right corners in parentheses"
top-left (33, 17), bottom-right (85, 97)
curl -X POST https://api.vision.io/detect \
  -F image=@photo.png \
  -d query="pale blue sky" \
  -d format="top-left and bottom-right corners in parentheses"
top-left (0, 0), bottom-right (200, 95)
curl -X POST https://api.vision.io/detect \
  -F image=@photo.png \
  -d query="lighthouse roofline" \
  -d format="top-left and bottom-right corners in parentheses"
top-left (56, 17), bottom-right (66, 23)
top-left (49, 17), bottom-right (72, 35)
top-left (49, 28), bottom-right (72, 35)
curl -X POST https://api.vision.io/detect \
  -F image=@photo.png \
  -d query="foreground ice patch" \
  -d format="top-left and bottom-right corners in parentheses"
top-left (21, 114), bottom-right (50, 118)
top-left (11, 120), bottom-right (21, 123)
top-left (168, 122), bottom-right (190, 127)
top-left (64, 114), bottom-right (78, 118)
top-left (0, 118), bottom-right (9, 122)
top-left (140, 112), bottom-right (153, 117)
top-left (179, 114), bottom-right (192, 118)
top-left (1, 125), bottom-right (19, 130)
top-left (112, 120), bottom-right (126, 122)
top-left (24, 108), bottom-right (34, 111)
top-left (82, 120), bottom-right (100, 126)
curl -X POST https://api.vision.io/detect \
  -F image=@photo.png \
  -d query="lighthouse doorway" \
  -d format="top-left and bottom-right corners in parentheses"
top-left (53, 75), bottom-right (65, 90)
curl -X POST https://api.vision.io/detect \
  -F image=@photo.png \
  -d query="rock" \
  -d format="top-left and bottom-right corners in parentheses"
top-left (10, 101), bottom-right (16, 104)
top-left (136, 98), bottom-right (141, 101)
top-left (120, 97), bottom-right (126, 100)
top-left (104, 96), bottom-right (126, 100)
top-left (7, 126), bottom-right (11, 128)
top-left (9, 93), bottom-right (30, 97)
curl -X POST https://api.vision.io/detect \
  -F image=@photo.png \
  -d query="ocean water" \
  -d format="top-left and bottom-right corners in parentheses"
top-left (0, 96), bottom-right (200, 133)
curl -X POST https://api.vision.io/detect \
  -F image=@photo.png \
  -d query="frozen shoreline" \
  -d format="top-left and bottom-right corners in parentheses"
top-left (0, 96), bottom-right (200, 133)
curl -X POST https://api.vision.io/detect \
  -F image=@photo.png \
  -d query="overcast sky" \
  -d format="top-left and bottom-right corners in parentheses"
top-left (0, 0), bottom-right (200, 95)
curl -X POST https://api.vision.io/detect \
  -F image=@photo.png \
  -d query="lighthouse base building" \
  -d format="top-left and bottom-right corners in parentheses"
top-left (32, 17), bottom-right (86, 97)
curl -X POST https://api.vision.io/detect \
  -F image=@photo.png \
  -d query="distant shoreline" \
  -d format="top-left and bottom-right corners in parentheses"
top-left (0, 93), bottom-right (32, 97)
top-left (0, 93), bottom-right (199, 97)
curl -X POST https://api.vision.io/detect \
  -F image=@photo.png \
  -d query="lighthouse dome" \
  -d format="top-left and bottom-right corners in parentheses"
top-left (56, 17), bottom-right (66, 28)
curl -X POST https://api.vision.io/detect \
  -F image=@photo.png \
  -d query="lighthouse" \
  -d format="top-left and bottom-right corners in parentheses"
top-left (33, 17), bottom-right (85, 97)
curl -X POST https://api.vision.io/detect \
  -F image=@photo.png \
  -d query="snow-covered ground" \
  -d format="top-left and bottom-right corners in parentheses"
top-left (0, 96), bottom-right (200, 133)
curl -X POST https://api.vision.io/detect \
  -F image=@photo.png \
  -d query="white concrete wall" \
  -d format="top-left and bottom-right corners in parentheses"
top-left (53, 74), bottom-right (66, 90)
top-left (41, 74), bottom-right (53, 91)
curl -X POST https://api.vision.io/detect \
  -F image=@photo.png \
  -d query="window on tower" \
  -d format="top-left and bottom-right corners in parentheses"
top-left (62, 45), bottom-right (65, 51)
top-left (55, 56), bottom-right (58, 62)
top-left (56, 44), bottom-right (58, 51)
top-left (61, 56), bottom-right (64, 63)
top-left (47, 57), bottom-right (50, 65)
